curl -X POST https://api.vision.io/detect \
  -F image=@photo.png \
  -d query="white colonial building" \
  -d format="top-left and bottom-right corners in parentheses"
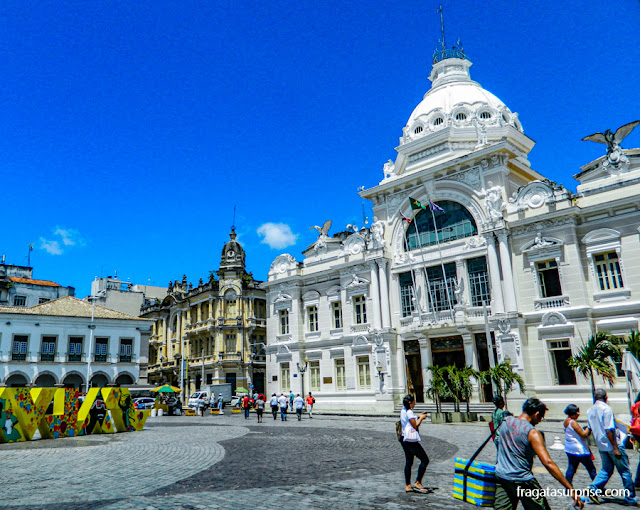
top-left (265, 43), bottom-right (640, 416)
top-left (0, 296), bottom-right (151, 388)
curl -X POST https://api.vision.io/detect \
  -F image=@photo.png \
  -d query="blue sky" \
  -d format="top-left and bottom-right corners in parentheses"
top-left (2, 1), bottom-right (639, 298)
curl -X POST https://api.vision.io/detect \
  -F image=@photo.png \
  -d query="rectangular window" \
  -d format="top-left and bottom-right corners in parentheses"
top-left (467, 256), bottom-right (491, 307)
top-left (68, 336), bottom-right (83, 362)
top-left (548, 340), bottom-right (577, 385)
top-left (280, 362), bottom-right (290, 393)
top-left (594, 251), bottom-right (624, 291)
top-left (12, 335), bottom-right (28, 361)
top-left (13, 295), bottom-right (26, 306)
top-left (119, 338), bottom-right (133, 362)
top-left (95, 338), bottom-right (108, 362)
top-left (357, 356), bottom-right (371, 389)
top-left (307, 305), bottom-right (318, 332)
top-left (332, 301), bottom-right (343, 329)
top-left (38, 297), bottom-right (50, 304)
top-left (335, 359), bottom-right (346, 391)
top-left (353, 295), bottom-right (367, 324)
top-left (537, 260), bottom-right (562, 297)
top-left (399, 272), bottom-right (415, 317)
top-left (40, 336), bottom-right (56, 362)
top-left (425, 263), bottom-right (457, 311)
top-left (279, 309), bottom-right (289, 335)
top-left (225, 333), bottom-right (236, 353)
top-left (309, 360), bottom-right (320, 391)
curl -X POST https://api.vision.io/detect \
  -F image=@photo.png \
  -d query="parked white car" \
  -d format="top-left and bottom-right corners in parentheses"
top-left (188, 391), bottom-right (209, 409)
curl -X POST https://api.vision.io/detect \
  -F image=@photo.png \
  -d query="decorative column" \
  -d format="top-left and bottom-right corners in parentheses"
top-left (208, 299), bottom-right (214, 320)
top-left (377, 259), bottom-right (391, 329)
top-left (461, 331), bottom-right (480, 401)
top-left (418, 335), bottom-right (431, 403)
top-left (497, 231), bottom-right (518, 313)
top-left (370, 262), bottom-right (382, 330)
top-left (483, 233), bottom-right (504, 314)
top-left (413, 268), bottom-right (427, 315)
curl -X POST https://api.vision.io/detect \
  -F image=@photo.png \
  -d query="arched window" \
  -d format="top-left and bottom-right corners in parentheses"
top-left (405, 200), bottom-right (477, 250)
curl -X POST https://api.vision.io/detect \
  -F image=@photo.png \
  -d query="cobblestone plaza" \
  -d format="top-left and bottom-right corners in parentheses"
top-left (0, 412), bottom-right (633, 509)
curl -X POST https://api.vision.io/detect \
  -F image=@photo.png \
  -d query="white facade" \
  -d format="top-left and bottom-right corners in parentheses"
top-left (266, 44), bottom-right (640, 416)
top-left (0, 296), bottom-right (151, 388)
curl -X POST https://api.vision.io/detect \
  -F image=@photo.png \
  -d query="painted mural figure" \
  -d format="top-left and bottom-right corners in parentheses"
top-left (0, 400), bottom-right (22, 442)
top-left (118, 393), bottom-right (134, 431)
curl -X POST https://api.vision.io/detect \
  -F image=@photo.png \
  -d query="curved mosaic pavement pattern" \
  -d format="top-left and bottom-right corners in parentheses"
top-left (0, 424), bottom-right (249, 508)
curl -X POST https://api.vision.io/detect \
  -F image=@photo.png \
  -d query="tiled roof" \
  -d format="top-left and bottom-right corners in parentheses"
top-left (0, 296), bottom-right (151, 322)
top-left (9, 277), bottom-right (62, 287)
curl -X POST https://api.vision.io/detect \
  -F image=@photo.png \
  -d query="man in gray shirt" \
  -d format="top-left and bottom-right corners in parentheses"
top-left (494, 398), bottom-right (582, 510)
top-left (587, 388), bottom-right (637, 505)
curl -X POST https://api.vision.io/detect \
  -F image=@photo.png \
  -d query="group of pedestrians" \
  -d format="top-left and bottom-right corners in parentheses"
top-left (269, 392), bottom-right (315, 421)
top-left (399, 387), bottom-right (640, 509)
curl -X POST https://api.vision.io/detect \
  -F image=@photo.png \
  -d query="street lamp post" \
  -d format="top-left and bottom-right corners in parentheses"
top-left (296, 357), bottom-right (308, 400)
top-left (376, 360), bottom-right (386, 393)
top-left (85, 290), bottom-right (106, 394)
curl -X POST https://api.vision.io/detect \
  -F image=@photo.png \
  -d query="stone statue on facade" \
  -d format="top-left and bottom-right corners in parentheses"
top-left (310, 220), bottom-right (332, 252)
top-left (383, 159), bottom-right (396, 179)
top-left (454, 277), bottom-right (466, 306)
top-left (583, 120), bottom-right (639, 173)
top-left (473, 118), bottom-right (488, 148)
top-left (533, 232), bottom-right (552, 248)
top-left (370, 216), bottom-right (385, 249)
top-left (474, 181), bottom-right (505, 222)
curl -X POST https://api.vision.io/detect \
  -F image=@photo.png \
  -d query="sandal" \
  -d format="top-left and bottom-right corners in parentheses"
top-left (413, 487), bottom-right (429, 493)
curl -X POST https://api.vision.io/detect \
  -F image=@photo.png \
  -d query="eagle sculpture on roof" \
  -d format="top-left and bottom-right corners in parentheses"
top-left (582, 120), bottom-right (639, 170)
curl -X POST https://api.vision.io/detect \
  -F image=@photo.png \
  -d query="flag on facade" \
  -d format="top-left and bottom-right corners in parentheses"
top-left (409, 197), bottom-right (444, 213)
top-left (400, 212), bottom-right (412, 224)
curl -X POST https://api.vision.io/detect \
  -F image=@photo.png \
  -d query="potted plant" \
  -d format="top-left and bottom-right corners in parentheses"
top-left (426, 365), bottom-right (451, 423)
top-left (480, 361), bottom-right (525, 411)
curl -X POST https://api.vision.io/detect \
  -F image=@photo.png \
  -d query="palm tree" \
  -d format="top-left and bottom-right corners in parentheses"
top-left (425, 365), bottom-right (449, 413)
top-left (626, 330), bottom-right (640, 360)
top-left (459, 365), bottom-right (481, 413)
top-left (480, 361), bottom-right (525, 410)
top-left (567, 332), bottom-right (621, 400)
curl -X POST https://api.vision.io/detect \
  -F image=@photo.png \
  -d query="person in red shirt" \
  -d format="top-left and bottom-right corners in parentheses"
top-left (242, 395), bottom-right (250, 420)
top-left (305, 392), bottom-right (315, 418)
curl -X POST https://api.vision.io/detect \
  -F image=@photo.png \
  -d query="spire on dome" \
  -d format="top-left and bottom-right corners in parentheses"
top-left (432, 4), bottom-right (466, 64)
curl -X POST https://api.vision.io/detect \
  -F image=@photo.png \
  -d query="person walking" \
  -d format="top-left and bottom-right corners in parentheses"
top-left (494, 397), bottom-right (583, 510)
top-left (587, 388), bottom-right (637, 505)
top-left (306, 392), bottom-right (315, 418)
top-left (563, 404), bottom-right (596, 484)
top-left (278, 393), bottom-right (288, 421)
top-left (210, 393), bottom-right (217, 412)
top-left (492, 395), bottom-right (506, 448)
top-left (242, 395), bottom-right (250, 420)
top-left (400, 394), bottom-right (430, 493)
top-left (255, 395), bottom-right (265, 423)
top-left (216, 393), bottom-right (224, 415)
top-left (294, 393), bottom-right (304, 421)
top-left (289, 391), bottom-right (294, 412)
top-left (629, 392), bottom-right (640, 489)
top-left (270, 393), bottom-right (279, 420)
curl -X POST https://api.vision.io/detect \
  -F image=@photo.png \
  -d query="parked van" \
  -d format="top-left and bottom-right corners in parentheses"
top-left (187, 391), bottom-right (209, 409)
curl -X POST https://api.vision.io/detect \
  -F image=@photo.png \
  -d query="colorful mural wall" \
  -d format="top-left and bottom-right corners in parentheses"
top-left (0, 387), bottom-right (149, 443)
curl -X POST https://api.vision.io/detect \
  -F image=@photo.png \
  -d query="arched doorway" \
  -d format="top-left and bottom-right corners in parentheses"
top-left (5, 373), bottom-right (29, 387)
top-left (90, 373), bottom-right (109, 388)
top-left (62, 373), bottom-right (84, 389)
top-left (405, 200), bottom-right (477, 250)
top-left (114, 373), bottom-right (134, 387)
top-left (34, 373), bottom-right (57, 387)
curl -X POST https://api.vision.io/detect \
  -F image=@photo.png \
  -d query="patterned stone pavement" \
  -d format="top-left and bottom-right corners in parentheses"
top-left (0, 412), bottom-right (635, 509)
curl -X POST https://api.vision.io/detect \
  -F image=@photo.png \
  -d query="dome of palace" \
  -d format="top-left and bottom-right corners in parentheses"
top-left (400, 51), bottom-right (523, 145)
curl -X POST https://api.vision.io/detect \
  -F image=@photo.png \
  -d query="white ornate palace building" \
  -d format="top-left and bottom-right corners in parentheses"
top-left (264, 44), bottom-right (640, 416)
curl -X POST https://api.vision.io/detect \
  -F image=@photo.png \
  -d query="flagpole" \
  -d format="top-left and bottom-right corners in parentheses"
top-left (426, 197), bottom-right (455, 322)
top-left (400, 214), bottom-right (423, 325)
top-left (407, 213), bottom-right (438, 324)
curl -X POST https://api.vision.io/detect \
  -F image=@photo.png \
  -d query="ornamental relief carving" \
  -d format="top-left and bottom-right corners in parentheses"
top-left (342, 233), bottom-right (366, 255)
top-left (437, 166), bottom-right (482, 189)
top-left (387, 187), bottom-right (420, 211)
top-left (511, 217), bottom-right (577, 236)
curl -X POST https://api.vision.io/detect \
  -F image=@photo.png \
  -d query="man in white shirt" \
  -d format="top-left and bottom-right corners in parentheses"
top-left (587, 388), bottom-right (636, 505)
top-left (294, 393), bottom-right (305, 421)
top-left (277, 393), bottom-right (288, 421)
top-left (269, 393), bottom-right (279, 420)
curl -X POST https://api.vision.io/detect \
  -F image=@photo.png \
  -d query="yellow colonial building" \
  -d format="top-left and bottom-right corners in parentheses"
top-left (143, 229), bottom-right (267, 396)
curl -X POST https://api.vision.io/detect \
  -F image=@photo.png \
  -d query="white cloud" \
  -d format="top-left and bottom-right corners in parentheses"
top-left (54, 227), bottom-right (84, 246)
top-left (257, 223), bottom-right (298, 250)
top-left (39, 238), bottom-right (63, 255)
top-left (38, 227), bottom-right (85, 255)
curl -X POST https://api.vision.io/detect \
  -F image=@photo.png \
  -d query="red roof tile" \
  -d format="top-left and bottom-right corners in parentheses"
top-left (9, 276), bottom-right (62, 287)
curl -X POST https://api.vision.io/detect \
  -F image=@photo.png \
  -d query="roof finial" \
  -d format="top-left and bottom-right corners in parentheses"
top-left (231, 204), bottom-right (236, 231)
top-left (437, 4), bottom-right (446, 52)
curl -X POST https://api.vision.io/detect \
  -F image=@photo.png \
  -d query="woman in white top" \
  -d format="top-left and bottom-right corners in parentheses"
top-left (563, 404), bottom-right (597, 483)
top-left (400, 394), bottom-right (430, 493)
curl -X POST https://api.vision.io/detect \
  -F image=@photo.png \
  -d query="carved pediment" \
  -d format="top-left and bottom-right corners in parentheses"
top-left (541, 311), bottom-right (567, 327)
top-left (270, 254), bottom-right (298, 275)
